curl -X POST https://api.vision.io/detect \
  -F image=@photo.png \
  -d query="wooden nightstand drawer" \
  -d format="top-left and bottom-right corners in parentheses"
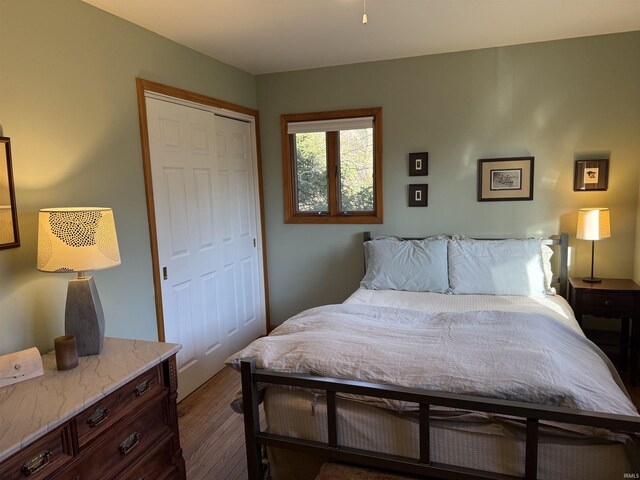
top-left (0, 424), bottom-right (72, 480)
top-left (64, 395), bottom-right (170, 480)
top-left (76, 365), bottom-right (164, 448)
top-left (581, 292), bottom-right (635, 318)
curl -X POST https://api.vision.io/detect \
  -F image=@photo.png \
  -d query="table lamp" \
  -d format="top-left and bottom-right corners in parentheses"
top-left (576, 207), bottom-right (610, 283)
top-left (37, 207), bottom-right (120, 356)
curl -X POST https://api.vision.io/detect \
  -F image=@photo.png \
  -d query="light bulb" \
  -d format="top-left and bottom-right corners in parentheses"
top-left (362, 13), bottom-right (368, 24)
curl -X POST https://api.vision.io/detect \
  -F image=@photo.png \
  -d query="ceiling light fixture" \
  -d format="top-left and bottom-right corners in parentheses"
top-left (362, 0), bottom-right (368, 25)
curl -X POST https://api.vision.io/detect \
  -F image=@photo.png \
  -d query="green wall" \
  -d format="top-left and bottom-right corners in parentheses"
top-left (257, 32), bottom-right (640, 325)
top-left (0, 0), bottom-right (257, 355)
top-left (1, 0), bottom-right (638, 352)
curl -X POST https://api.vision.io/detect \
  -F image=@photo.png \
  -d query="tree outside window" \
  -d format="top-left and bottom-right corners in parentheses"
top-left (282, 107), bottom-right (382, 224)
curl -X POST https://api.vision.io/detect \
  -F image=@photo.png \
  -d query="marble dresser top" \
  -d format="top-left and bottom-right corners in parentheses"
top-left (0, 337), bottom-right (180, 463)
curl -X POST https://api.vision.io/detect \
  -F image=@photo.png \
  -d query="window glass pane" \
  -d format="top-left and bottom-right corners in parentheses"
top-left (339, 128), bottom-right (374, 212)
top-left (295, 132), bottom-right (328, 212)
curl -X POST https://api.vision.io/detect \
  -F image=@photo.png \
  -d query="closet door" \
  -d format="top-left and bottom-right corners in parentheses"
top-left (145, 97), bottom-right (263, 400)
top-left (214, 115), bottom-right (263, 356)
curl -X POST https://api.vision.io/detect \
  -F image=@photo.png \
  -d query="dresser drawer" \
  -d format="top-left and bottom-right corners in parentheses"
top-left (75, 365), bottom-right (164, 448)
top-left (0, 424), bottom-right (72, 480)
top-left (63, 396), bottom-right (170, 480)
top-left (582, 292), bottom-right (635, 318)
top-left (115, 436), bottom-right (178, 480)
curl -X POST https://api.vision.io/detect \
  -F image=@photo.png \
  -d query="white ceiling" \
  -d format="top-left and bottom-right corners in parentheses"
top-left (83, 0), bottom-right (640, 75)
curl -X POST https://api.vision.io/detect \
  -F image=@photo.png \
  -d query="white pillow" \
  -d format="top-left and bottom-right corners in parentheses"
top-left (361, 238), bottom-right (449, 293)
top-left (448, 239), bottom-right (547, 297)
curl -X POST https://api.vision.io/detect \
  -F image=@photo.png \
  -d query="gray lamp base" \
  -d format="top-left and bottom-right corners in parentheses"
top-left (65, 276), bottom-right (104, 356)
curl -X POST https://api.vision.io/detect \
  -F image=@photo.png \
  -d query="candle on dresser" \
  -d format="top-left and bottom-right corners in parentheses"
top-left (54, 335), bottom-right (78, 371)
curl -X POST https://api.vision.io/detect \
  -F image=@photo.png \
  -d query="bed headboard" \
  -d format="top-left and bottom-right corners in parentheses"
top-left (362, 232), bottom-right (569, 298)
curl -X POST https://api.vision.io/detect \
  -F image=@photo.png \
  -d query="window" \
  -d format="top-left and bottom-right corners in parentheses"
top-left (281, 107), bottom-right (382, 223)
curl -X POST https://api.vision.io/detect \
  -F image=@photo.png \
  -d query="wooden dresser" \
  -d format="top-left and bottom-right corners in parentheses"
top-left (0, 338), bottom-right (186, 480)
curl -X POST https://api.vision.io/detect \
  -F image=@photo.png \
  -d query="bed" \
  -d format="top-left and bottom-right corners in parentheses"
top-left (226, 233), bottom-right (640, 479)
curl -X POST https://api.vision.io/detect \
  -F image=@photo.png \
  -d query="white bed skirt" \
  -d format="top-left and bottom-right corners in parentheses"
top-left (264, 387), bottom-right (635, 480)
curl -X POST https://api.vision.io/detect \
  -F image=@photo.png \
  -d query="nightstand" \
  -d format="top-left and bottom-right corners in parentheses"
top-left (568, 277), bottom-right (640, 385)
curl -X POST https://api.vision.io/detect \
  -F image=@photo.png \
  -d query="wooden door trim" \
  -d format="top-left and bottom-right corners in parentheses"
top-left (135, 78), bottom-right (271, 341)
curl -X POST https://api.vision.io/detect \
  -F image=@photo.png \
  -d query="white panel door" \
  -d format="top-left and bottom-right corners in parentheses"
top-left (214, 115), bottom-right (263, 354)
top-left (145, 97), bottom-right (263, 400)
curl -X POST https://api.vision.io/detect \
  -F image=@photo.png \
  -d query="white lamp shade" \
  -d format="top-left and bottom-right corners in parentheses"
top-left (576, 208), bottom-right (611, 241)
top-left (37, 207), bottom-right (121, 272)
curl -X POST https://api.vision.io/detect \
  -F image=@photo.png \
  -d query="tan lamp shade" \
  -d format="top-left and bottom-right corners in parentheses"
top-left (37, 207), bottom-right (121, 273)
top-left (576, 208), bottom-right (611, 241)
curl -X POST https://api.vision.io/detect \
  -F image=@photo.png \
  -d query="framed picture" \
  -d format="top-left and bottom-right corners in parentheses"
top-left (409, 152), bottom-right (428, 176)
top-left (0, 137), bottom-right (19, 250)
top-left (408, 184), bottom-right (428, 207)
top-left (574, 159), bottom-right (609, 191)
top-left (477, 156), bottom-right (534, 202)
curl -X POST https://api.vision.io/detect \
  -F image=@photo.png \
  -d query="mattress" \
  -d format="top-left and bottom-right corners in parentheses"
top-left (260, 290), bottom-right (638, 479)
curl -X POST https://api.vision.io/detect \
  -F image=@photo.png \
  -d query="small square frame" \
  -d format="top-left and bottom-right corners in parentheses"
top-left (574, 159), bottom-right (609, 191)
top-left (408, 184), bottom-right (428, 207)
top-left (478, 156), bottom-right (534, 202)
top-left (409, 152), bottom-right (428, 176)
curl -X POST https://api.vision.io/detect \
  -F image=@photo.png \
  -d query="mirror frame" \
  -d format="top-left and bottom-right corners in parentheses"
top-left (0, 137), bottom-right (20, 249)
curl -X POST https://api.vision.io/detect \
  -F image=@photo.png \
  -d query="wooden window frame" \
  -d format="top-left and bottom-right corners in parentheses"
top-left (281, 107), bottom-right (383, 224)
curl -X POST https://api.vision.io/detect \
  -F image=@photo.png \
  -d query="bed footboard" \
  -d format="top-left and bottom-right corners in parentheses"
top-left (240, 358), bottom-right (640, 480)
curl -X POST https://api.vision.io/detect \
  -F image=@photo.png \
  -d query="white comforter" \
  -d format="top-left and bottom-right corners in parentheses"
top-left (346, 288), bottom-right (581, 333)
top-left (226, 303), bottom-right (638, 418)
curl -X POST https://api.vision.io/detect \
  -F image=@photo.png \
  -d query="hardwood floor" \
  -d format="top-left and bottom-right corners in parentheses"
top-left (178, 366), bottom-right (640, 480)
top-left (178, 366), bottom-right (249, 480)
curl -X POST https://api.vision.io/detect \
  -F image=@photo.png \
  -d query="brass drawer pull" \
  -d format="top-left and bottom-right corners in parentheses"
top-left (21, 450), bottom-right (51, 476)
top-left (134, 379), bottom-right (151, 397)
top-left (604, 299), bottom-right (614, 307)
top-left (118, 432), bottom-right (140, 455)
top-left (87, 406), bottom-right (110, 427)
